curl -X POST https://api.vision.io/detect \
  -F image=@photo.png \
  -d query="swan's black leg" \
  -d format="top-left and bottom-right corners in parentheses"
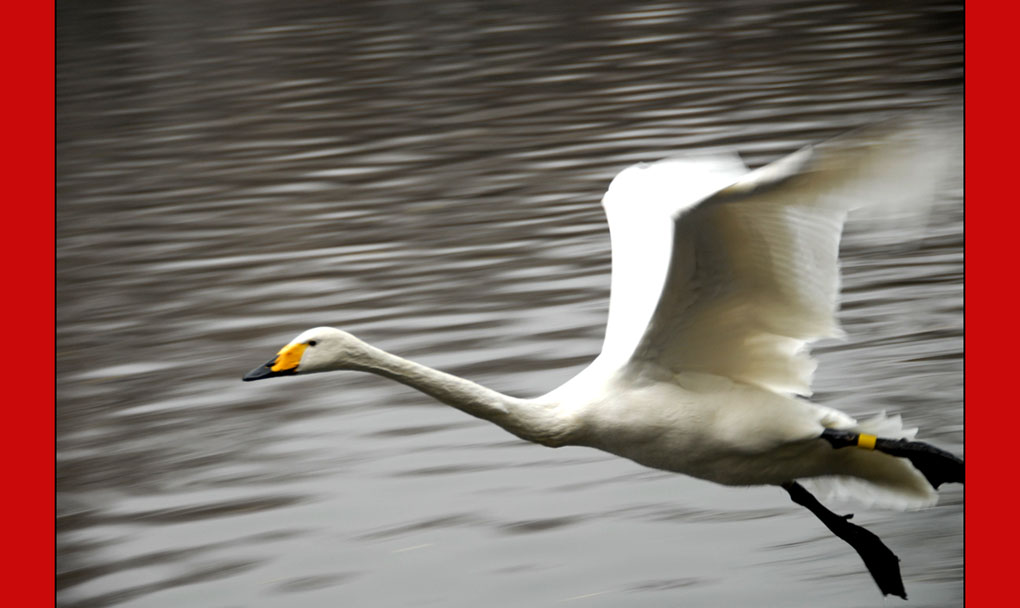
top-left (820, 429), bottom-right (964, 489)
top-left (782, 481), bottom-right (907, 600)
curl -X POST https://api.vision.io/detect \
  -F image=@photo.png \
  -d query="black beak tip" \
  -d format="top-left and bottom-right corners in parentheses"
top-left (242, 359), bottom-right (297, 382)
top-left (242, 365), bottom-right (271, 381)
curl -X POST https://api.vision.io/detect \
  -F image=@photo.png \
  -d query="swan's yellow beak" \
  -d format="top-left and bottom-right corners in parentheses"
top-left (243, 343), bottom-right (307, 381)
top-left (271, 343), bottom-right (308, 372)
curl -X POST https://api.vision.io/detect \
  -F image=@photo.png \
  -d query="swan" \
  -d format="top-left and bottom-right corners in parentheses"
top-left (243, 118), bottom-right (962, 599)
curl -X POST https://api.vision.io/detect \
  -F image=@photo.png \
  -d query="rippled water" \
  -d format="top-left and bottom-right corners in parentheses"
top-left (57, 2), bottom-right (963, 606)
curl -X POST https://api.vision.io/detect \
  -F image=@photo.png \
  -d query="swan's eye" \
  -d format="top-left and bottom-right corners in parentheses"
top-left (308, 340), bottom-right (318, 347)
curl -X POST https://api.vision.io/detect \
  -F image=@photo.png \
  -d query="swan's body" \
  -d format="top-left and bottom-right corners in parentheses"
top-left (244, 117), bottom-right (961, 598)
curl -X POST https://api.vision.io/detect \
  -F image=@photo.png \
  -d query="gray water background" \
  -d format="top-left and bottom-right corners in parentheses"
top-left (56, 1), bottom-right (963, 606)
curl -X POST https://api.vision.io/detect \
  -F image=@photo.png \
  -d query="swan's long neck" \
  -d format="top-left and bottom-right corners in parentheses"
top-left (346, 342), bottom-right (575, 447)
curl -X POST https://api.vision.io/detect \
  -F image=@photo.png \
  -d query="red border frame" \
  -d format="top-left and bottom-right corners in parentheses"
top-left (965, 2), bottom-right (1001, 605)
top-left (5, 2), bottom-right (55, 603)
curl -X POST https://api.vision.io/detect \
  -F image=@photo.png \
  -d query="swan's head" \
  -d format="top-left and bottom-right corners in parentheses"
top-left (242, 327), bottom-right (369, 381)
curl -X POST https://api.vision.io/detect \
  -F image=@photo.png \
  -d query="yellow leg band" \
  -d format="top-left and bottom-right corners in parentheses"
top-left (857, 434), bottom-right (877, 450)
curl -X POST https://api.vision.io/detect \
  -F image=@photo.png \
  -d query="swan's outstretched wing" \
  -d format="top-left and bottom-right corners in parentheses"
top-left (597, 153), bottom-right (749, 372)
top-left (600, 119), bottom-right (956, 396)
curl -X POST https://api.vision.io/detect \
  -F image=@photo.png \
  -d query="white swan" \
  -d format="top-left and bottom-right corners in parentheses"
top-left (244, 118), bottom-right (962, 599)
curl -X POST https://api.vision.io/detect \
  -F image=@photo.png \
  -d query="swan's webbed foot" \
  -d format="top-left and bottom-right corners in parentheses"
top-left (820, 428), bottom-right (963, 489)
top-left (782, 481), bottom-right (906, 600)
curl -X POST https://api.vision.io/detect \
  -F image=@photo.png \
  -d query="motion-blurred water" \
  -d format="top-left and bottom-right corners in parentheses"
top-left (56, 2), bottom-right (963, 606)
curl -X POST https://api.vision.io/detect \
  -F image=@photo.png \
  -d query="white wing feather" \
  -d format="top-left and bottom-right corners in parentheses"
top-left (598, 153), bottom-right (748, 370)
top-left (602, 118), bottom-right (957, 396)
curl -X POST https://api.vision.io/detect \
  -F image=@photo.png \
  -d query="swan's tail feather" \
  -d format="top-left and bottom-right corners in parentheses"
top-left (801, 411), bottom-right (940, 510)
top-left (854, 411), bottom-right (917, 439)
